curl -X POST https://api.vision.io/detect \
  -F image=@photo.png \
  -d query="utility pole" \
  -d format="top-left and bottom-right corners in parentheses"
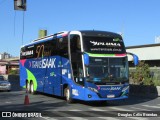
top-left (14, 0), bottom-right (27, 45)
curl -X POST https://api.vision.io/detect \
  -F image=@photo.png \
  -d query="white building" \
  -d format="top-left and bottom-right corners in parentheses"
top-left (0, 52), bottom-right (10, 60)
top-left (126, 43), bottom-right (160, 67)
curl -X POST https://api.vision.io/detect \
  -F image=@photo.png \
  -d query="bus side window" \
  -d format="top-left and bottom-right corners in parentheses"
top-left (57, 36), bottom-right (68, 58)
top-left (44, 39), bottom-right (58, 56)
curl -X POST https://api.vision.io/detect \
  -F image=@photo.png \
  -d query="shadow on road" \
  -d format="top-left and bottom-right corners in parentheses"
top-left (73, 95), bottom-right (155, 107)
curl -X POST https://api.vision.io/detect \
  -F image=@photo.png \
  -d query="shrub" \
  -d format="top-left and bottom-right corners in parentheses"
top-left (9, 69), bottom-right (19, 75)
top-left (132, 61), bottom-right (154, 85)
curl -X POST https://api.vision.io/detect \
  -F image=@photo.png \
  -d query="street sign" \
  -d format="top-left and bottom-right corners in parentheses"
top-left (14, 0), bottom-right (26, 11)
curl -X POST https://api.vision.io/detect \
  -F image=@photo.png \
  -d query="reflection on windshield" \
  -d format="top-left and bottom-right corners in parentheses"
top-left (86, 57), bottom-right (128, 83)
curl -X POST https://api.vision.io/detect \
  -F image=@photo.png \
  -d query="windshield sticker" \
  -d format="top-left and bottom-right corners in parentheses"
top-left (90, 41), bottom-right (121, 47)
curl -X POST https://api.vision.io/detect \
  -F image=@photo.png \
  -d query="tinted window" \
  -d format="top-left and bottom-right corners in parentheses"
top-left (57, 36), bottom-right (68, 58)
top-left (20, 38), bottom-right (58, 59)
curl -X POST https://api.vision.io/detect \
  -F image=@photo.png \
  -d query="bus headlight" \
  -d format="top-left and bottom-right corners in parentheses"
top-left (88, 87), bottom-right (98, 93)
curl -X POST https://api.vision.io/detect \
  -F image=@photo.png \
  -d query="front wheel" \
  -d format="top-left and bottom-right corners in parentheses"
top-left (64, 87), bottom-right (73, 103)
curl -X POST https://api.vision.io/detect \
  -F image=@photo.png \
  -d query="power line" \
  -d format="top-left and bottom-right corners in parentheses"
top-left (13, 0), bottom-right (27, 45)
top-left (21, 11), bottom-right (25, 45)
top-left (13, 11), bottom-right (17, 36)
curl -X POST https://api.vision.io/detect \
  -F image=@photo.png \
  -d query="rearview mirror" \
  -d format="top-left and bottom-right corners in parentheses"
top-left (133, 54), bottom-right (139, 66)
top-left (127, 52), bottom-right (139, 66)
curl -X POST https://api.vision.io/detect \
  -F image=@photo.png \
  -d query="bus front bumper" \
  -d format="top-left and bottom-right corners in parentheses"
top-left (71, 88), bottom-right (129, 101)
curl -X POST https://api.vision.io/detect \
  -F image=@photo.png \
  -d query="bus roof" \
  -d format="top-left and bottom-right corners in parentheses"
top-left (21, 30), bottom-right (122, 48)
top-left (80, 30), bottom-right (122, 38)
top-left (21, 31), bottom-right (68, 48)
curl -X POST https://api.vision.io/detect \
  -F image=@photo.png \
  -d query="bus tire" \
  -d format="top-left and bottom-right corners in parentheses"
top-left (65, 87), bottom-right (73, 103)
top-left (26, 81), bottom-right (30, 93)
top-left (30, 82), bottom-right (36, 94)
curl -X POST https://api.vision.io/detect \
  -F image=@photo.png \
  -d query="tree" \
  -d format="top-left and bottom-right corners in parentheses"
top-left (132, 61), bottom-right (153, 85)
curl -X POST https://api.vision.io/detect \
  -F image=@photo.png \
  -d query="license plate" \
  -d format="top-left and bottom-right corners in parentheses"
top-left (107, 94), bottom-right (115, 98)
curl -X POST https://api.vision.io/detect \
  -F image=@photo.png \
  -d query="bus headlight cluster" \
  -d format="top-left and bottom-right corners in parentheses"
top-left (88, 87), bottom-right (98, 93)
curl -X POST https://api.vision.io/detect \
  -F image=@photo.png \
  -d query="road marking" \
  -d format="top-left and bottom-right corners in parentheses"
top-left (89, 108), bottom-right (106, 111)
top-left (69, 109), bottom-right (99, 118)
top-left (42, 117), bottom-right (58, 120)
top-left (129, 117), bottom-right (148, 120)
top-left (42, 111), bottom-right (87, 120)
top-left (41, 112), bottom-right (88, 120)
top-left (67, 117), bottom-right (88, 120)
top-left (5, 101), bottom-right (12, 104)
top-left (98, 117), bottom-right (120, 120)
top-left (50, 109), bottom-right (120, 120)
top-left (68, 109), bottom-right (82, 111)
top-left (68, 109), bottom-right (118, 119)
top-left (142, 104), bottom-right (160, 109)
top-left (109, 107), bottom-right (132, 111)
top-left (89, 108), bottom-right (119, 119)
top-left (131, 107), bottom-right (150, 111)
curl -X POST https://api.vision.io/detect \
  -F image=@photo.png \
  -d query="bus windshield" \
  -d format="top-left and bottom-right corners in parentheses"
top-left (86, 57), bottom-right (128, 84)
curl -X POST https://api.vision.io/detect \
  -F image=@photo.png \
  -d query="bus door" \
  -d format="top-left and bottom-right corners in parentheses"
top-left (70, 35), bottom-right (84, 86)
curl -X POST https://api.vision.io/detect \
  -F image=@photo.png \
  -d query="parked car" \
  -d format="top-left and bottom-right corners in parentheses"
top-left (0, 75), bottom-right (11, 92)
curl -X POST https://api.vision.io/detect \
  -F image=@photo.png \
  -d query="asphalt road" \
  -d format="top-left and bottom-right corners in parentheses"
top-left (0, 87), bottom-right (160, 120)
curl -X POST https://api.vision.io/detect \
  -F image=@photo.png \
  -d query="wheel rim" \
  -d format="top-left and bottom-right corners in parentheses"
top-left (31, 83), bottom-right (34, 93)
top-left (66, 88), bottom-right (70, 101)
top-left (27, 82), bottom-right (30, 92)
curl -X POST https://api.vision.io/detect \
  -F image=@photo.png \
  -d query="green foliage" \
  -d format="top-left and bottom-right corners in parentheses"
top-left (132, 61), bottom-right (154, 85)
top-left (153, 79), bottom-right (160, 86)
top-left (9, 69), bottom-right (19, 75)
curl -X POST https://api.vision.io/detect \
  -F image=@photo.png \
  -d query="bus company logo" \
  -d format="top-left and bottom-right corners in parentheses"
top-left (101, 86), bottom-right (121, 91)
top-left (21, 50), bottom-right (33, 56)
top-left (113, 38), bottom-right (122, 42)
top-left (97, 85), bottom-right (100, 90)
top-left (90, 41), bottom-right (121, 47)
top-left (31, 58), bottom-right (56, 68)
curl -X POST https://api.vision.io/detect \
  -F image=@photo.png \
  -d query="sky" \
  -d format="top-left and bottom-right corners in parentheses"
top-left (0, 0), bottom-right (160, 57)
